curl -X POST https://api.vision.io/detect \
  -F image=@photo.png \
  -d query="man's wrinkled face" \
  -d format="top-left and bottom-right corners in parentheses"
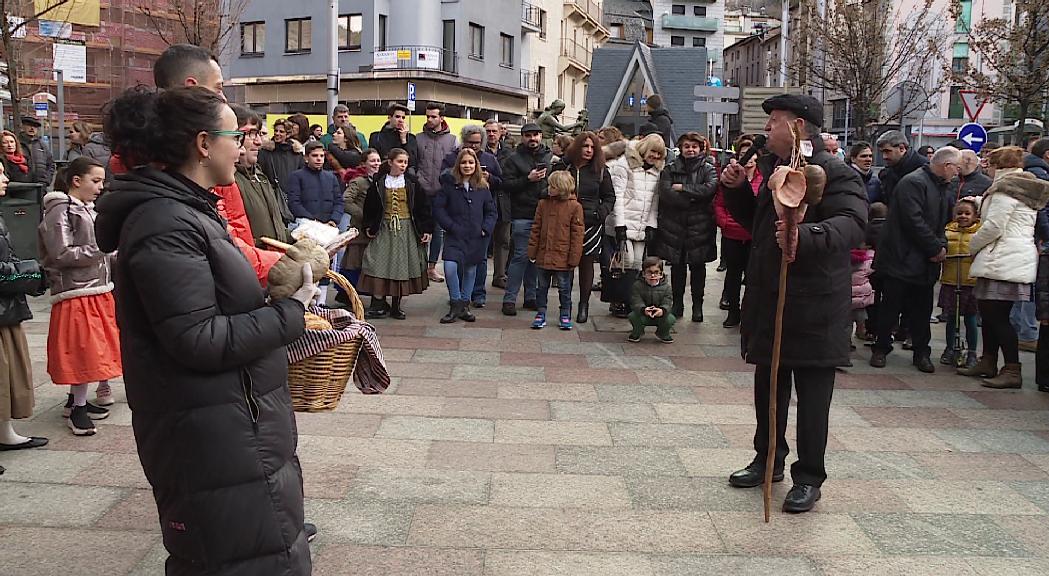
top-left (486, 125), bottom-right (500, 145)
top-left (334, 111), bottom-right (350, 128)
top-left (879, 144), bottom-right (907, 166)
top-left (22, 124), bottom-right (38, 138)
top-left (763, 110), bottom-right (804, 159)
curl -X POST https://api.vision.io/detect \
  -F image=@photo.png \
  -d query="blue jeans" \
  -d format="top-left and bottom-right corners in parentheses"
top-left (428, 222), bottom-right (444, 264)
top-left (469, 235), bottom-right (492, 304)
top-left (503, 219), bottom-right (538, 304)
top-left (537, 269), bottom-right (574, 316)
top-left (444, 260), bottom-right (477, 302)
top-left (1010, 300), bottom-right (1038, 341)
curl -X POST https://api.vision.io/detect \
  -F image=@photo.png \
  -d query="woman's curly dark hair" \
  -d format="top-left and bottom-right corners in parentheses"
top-left (103, 85), bottom-right (227, 168)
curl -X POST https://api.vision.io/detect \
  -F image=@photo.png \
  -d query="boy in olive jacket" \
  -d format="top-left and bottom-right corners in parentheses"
top-left (628, 256), bottom-right (676, 343)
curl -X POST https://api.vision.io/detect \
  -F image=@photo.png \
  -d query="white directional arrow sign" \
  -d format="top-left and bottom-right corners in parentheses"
top-left (957, 122), bottom-right (988, 153)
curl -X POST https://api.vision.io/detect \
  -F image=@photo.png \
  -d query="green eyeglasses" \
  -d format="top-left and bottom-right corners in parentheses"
top-left (206, 130), bottom-right (246, 146)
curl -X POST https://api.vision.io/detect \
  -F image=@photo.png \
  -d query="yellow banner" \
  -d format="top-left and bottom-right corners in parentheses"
top-left (35, 0), bottom-right (100, 28)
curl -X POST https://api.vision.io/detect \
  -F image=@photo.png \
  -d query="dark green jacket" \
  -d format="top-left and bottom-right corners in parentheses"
top-left (235, 165), bottom-right (291, 246)
top-left (630, 275), bottom-right (673, 313)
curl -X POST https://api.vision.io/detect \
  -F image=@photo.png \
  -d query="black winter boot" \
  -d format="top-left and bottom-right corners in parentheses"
top-left (458, 300), bottom-right (476, 322)
top-left (441, 301), bottom-right (460, 324)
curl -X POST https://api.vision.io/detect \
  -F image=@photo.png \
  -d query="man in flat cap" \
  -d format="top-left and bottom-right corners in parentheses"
top-left (19, 116), bottom-right (55, 186)
top-left (720, 93), bottom-right (867, 512)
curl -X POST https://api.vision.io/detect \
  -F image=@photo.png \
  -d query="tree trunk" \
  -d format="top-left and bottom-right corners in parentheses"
top-left (1013, 101), bottom-right (1030, 146)
top-left (2, 27), bottom-right (20, 133)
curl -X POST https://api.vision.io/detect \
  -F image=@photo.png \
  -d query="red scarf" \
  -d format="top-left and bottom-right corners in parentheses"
top-left (5, 152), bottom-right (28, 174)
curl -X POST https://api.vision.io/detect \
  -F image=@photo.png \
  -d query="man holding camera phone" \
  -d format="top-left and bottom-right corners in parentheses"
top-left (500, 123), bottom-right (553, 316)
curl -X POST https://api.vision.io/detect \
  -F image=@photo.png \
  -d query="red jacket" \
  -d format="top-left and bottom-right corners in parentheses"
top-left (213, 182), bottom-right (282, 286)
top-left (715, 169), bottom-right (763, 241)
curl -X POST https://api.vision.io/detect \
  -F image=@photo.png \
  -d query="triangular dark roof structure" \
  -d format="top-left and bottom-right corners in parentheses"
top-left (586, 41), bottom-right (710, 137)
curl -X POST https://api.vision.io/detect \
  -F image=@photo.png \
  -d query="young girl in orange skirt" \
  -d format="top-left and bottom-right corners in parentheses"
top-left (39, 157), bottom-right (122, 436)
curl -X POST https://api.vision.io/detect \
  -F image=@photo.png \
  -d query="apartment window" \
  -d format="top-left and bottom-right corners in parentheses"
top-left (537, 65), bottom-right (546, 108)
top-left (469, 23), bottom-right (484, 59)
top-left (338, 14), bottom-right (363, 50)
top-left (558, 73), bottom-right (564, 99)
top-left (672, 4), bottom-right (686, 15)
top-left (956, 0), bottom-right (972, 32)
top-left (949, 86), bottom-right (965, 119)
top-left (443, 20), bottom-right (456, 72)
top-left (285, 18), bottom-right (311, 53)
top-left (240, 21), bottom-right (264, 56)
top-left (500, 33), bottom-right (514, 67)
top-left (378, 15), bottom-right (388, 50)
top-left (693, 37), bottom-right (705, 47)
top-left (540, 9), bottom-right (548, 39)
top-left (671, 35), bottom-right (685, 46)
top-left (952, 42), bottom-right (969, 74)
top-left (694, 6), bottom-right (707, 16)
top-left (610, 23), bottom-right (624, 38)
top-left (571, 78), bottom-right (578, 106)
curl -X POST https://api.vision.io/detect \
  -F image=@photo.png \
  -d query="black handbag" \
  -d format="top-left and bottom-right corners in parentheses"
top-left (600, 243), bottom-right (637, 304)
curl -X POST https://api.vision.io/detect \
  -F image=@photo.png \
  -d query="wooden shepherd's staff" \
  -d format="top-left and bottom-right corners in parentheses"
top-left (762, 133), bottom-right (827, 522)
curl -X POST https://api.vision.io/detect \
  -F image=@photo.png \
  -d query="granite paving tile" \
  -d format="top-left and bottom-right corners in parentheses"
top-left (596, 384), bottom-right (700, 404)
top-left (499, 382), bottom-right (599, 401)
top-left (495, 420), bottom-right (612, 446)
top-left (710, 511), bottom-right (878, 555)
top-left (93, 489), bottom-right (160, 531)
top-left (483, 550), bottom-right (654, 576)
top-left (376, 415), bottom-right (494, 442)
top-left (346, 467), bottom-right (490, 504)
top-left (966, 557), bottom-right (1049, 576)
top-left (385, 360), bottom-right (454, 379)
top-left (490, 472), bottom-right (632, 508)
top-left (949, 408), bottom-right (1049, 431)
top-left (812, 556), bottom-right (980, 576)
top-left (335, 394), bottom-right (445, 416)
top-left (407, 505), bottom-right (725, 553)
top-left (649, 555), bottom-right (819, 575)
top-left (884, 480), bottom-right (1045, 515)
top-left (440, 397), bottom-right (550, 420)
top-left (1008, 481), bottom-right (1049, 513)
top-left (625, 476), bottom-right (760, 512)
top-left (0, 526), bottom-right (158, 576)
top-left (933, 429), bottom-right (1049, 454)
top-left (300, 460), bottom-right (358, 499)
top-left (855, 512), bottom-right (1032, 556)
top-left (454, 364), bottom-right (545, 382)
top-left (297, 436), bottom-right (431, 468)
top-left (585, 355), bottom-right (677, 370)
top-left (851, 406), bottom-right (968, 429)
top-left (964, 390), bottom-right (1049, 411)
top-left (501, 352), bottom-right (590, 368)
top-left (312, 545), bottom-right (485, 576)
top-left (303, 499), bottom-right (415, 545)
top-left (609, 423), bottom-right (729, 448)
top-left (654, 403), bottom-right (756, 425)
top-left (916, 453), bottom-right (1049, 481)
top-left (0, 449), bottom-right (100, 483)
top-left (823, 451), bottom-right (936, 480)
top-left (550, 401), bottom-right (659, 422)
top-left (834, 428), bottom-right (954, 452)
top-left (394, 378), bottom-right (500, 398)
top-left (69, 452), bottom-right (150, 489)
top-left (427, 441), bottom-right (556, 473)
top-left (413, 349), bottom-right (501, 365)
top-left (556, 446), bottom-right (687, 476)
top-left (546, 367), bottom-right (640, 384)
top-left (0, 482), bottom-right (127, 527)
top-left (294, 412), bottom-right (383, 437)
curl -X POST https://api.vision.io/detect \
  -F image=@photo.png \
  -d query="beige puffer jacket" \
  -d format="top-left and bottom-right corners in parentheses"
top-left (38, 191), bottom-right (113, 303)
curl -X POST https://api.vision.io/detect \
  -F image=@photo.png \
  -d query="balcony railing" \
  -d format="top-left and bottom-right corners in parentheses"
top-left (661, 14), bottom-right (720, 32)
top-left (560, 38), bottom-right (593, 69)
top-left (370, 45), bottom-right (458, 75)
top-left (520, 69), bottom-right (540, 93)
top-left (565, 0), bottom-right (603, 21)
top-left (522, 2), bottom-right (543, 32)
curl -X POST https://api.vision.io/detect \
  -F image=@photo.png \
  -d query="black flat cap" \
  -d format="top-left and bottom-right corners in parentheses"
top-left (21, 115), bottom-right (42, 127)
top-left (761, 94), bottom-right (823, 127)
top-left (521, 122), bottom-right (541, 134)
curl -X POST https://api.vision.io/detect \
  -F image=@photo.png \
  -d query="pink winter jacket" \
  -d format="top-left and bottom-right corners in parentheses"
top-left (851, 248), bottom-right (874, 309)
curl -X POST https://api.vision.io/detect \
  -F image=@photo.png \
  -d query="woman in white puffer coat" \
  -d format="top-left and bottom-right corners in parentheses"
top-left (961, 146), bottom-right (1049, 388)
top-left (606, 133), bottom-right (665, 271)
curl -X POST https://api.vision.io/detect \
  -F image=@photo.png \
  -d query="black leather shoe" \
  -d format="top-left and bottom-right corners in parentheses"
top-left (728, 464), bottom-right (784, 488)
top-left (719, 298), bottom-right (731, 310)
top-left (782, 484), bottom-right (821, 513)
top-left (389, 307), bottom-right (407, 320)
top-left (1039, 383), bottom-right (1049, 393)
top-left (913, 356), bottom-right (935, 373)
top-left (869, 351), bottom-right (887, 368)
top-left (304, 522), bottom-right (318, 543)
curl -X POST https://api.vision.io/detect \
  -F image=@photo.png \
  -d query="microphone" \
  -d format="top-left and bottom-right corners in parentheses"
top-left (736, 134), bottom-right (766, 166)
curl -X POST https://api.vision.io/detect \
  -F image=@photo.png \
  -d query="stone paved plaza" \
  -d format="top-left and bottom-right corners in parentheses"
top-left (3, 268), bottom-right (1049, 575)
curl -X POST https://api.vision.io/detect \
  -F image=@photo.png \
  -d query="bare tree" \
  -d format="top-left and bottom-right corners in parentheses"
top-left (947, 0), bottom-right (1049, 144)
top-left (141, 0), bottom-right (251, 58)
top-left (787, 0), bottom-right (949, 140)
top-left (0, 0), bottom-right (74, 132)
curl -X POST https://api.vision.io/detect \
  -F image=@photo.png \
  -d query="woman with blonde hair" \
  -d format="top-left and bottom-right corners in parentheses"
top-left (605, 133), bottom-right (665, 316)
top-left (434, 148), bottom-right (497, 323)
top-left (960, 146), bottom-right (1049, 388)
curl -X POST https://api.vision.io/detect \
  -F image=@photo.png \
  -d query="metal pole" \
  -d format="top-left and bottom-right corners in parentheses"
top-left (780, 0), bottom-right (789, 87)
top-left (918, 114), bottom-right (925, 148)
top-left (843, 97), bottom-right (850, 149)
top-left (326, 0), bottom-right (339, 119)
top-left (57, 70), bottom-right (66, 162)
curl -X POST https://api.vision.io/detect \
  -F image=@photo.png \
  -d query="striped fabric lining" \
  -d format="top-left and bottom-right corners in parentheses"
top-left (287, 306), bottom-right (390, 394)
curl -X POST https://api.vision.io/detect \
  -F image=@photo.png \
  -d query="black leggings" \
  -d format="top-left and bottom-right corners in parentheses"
top-left (671, 261), bottom-right (707, 309)
top-left (978, 299), bottom-right (1019, 365)
top-left (577, 253), bottom-right (598, 305)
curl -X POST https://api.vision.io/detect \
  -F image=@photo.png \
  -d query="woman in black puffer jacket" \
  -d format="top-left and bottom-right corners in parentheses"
top-left (94, 86), bottom-right (315, 575)
top-left (552, 131), bottom-right (615, 323)
top-left (651, 132), bottom-right (718, 322)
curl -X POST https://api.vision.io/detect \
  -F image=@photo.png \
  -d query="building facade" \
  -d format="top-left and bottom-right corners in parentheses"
top-left (521, 1), bottom-right (610, 122)
top-left (722, 6), bottom-right (779, 50)
top-left (650, 0), bottom-right (726, 75)
top-left (603, 0), bottom-right (654, 44)
top-left (230, 0), bottom-right (538, 121)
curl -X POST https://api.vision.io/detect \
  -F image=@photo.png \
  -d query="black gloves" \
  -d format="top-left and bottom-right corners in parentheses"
top-left (645, 227), bottom-right (657, 244)
top-left (615, 226), bottom-right (627, 243)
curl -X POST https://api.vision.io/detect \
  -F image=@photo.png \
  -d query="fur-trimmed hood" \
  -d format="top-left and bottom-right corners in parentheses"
top-left (623, 142), bottom-right (665, 172)
top-left (987, 169), bottom-right (1049, 211)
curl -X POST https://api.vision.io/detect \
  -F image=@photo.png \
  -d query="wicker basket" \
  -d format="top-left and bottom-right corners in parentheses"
top-left (287, 270), bottom-right (366, 412)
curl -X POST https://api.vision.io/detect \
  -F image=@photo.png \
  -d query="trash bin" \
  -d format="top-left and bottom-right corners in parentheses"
top-left (0, 197), bottom-right (42, 260)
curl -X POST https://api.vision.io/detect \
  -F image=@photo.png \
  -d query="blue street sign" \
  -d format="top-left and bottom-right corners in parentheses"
top-left (957, 122), bottom-right (988, 153)
top-left (407, 82), bottom-right (416, 103)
